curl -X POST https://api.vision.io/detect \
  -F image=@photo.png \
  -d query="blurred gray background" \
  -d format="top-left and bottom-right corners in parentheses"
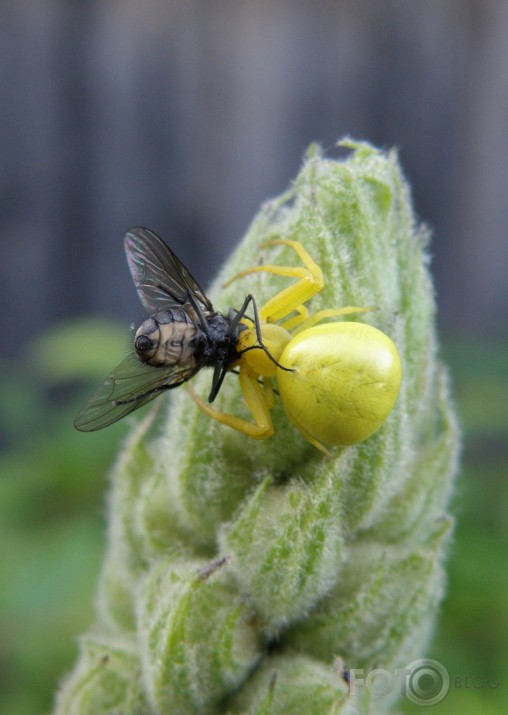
top-left (1, 0), bottom-right (507, 353)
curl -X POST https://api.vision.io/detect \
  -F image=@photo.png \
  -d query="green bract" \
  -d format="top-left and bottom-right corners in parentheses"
top-left (54, 140), bottom-right (459, 715)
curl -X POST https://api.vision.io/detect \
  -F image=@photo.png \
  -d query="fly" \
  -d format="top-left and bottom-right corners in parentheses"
top-left (74, 227), bottom-right (278, 431)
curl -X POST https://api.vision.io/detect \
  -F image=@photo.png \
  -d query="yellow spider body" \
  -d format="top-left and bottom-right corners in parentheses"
top-left (190, 240), bottom-right (402, 454)
top-left (277, 322), bottom-right (402, 448)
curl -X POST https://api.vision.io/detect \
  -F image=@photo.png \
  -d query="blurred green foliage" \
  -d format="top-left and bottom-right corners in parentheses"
top-left (0, 322), bottom-right (506, 715)
top-left (402, 338), bottom-right (508, 714)
top-left (0, 319), bottom-right (135, 715)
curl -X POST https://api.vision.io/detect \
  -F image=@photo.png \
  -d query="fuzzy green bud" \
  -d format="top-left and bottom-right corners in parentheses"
top-left (54, 140), bottom-right (459, 715)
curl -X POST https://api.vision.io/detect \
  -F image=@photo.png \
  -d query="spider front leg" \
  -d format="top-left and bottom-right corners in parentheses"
top-left (187, 364), bottom-right (274, 440)
top-left (224, 240), bottom-right (324, 323)
top-left (292, 305), bottom-right (377, 335)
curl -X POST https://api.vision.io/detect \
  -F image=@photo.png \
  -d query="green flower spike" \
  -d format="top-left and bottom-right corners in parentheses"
top-left (54, 140), bottom-right (459, 715)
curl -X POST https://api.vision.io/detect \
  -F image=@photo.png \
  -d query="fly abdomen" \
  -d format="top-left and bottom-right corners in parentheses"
top-left (134, 309), bottom-right (204, 369)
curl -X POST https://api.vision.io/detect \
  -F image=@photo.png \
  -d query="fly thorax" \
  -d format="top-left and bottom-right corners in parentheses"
top-left (134, 312), bottom-right (200, 368)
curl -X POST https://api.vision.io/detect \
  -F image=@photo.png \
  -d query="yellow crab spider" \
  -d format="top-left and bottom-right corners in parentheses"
top-left (189, 240), bottom-right (402, 454)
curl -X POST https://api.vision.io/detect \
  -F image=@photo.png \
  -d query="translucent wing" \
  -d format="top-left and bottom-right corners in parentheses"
top-left (125, 227), bottom-right (213, 315)
top-left (74, 353), bottom-right (199, 432)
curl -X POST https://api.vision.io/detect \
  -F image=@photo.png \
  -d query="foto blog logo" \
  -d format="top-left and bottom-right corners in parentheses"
top-left (348, 659), bottom-right (451, 706)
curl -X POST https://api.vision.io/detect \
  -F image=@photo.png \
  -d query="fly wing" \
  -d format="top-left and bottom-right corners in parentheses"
top-left (74, 353), bottom-right (198, 431)
top-left (124, 227), bottom-right (213, 315)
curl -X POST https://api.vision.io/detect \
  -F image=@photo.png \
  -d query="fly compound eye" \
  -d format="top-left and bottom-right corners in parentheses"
top-left (135, 335), bottom-right (152, 353)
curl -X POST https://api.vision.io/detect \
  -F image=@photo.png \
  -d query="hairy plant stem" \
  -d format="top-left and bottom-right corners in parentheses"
top-left (54, 140), bottom-right (459, 715)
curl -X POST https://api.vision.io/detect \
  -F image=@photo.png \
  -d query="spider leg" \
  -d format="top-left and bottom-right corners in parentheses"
top-left (292, 306), bottom-right (377, 336)
top-left (280, 304), bottom-right (309, 331)
top-left (188, 365), bottom-right (274, 439)
top-left (225, 240), bottom-right (324, 323)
